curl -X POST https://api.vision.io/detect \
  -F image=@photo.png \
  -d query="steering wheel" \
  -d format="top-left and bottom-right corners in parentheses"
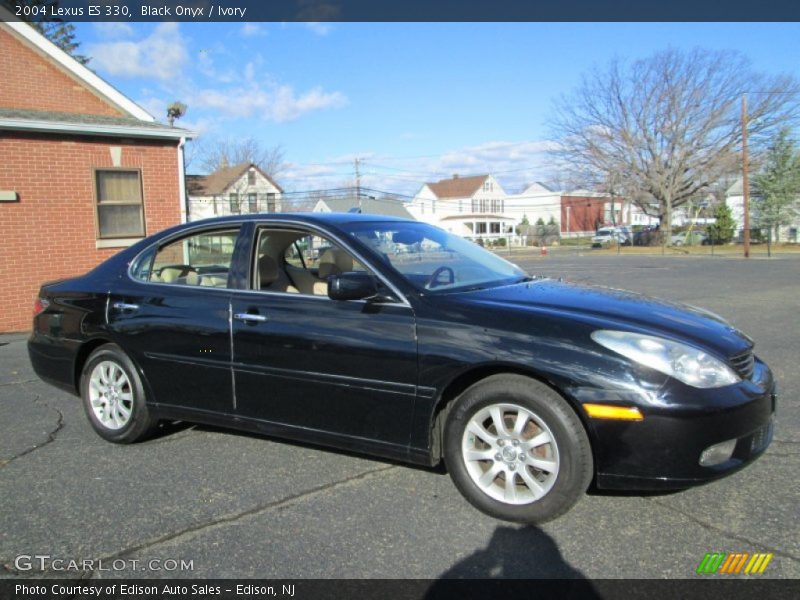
top-left (426, 266), bottom-right (455, 289)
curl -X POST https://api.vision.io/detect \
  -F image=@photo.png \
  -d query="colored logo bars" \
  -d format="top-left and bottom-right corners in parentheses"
top-left (697, 552), bottom-right (773, 575)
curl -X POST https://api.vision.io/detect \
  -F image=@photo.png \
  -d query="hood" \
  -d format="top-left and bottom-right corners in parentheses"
top-left (459, 279), bottom-right (752, 358)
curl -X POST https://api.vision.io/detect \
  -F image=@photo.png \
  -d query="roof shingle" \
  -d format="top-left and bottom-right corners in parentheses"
top-left (187, 162), bottom-right (283, 196)
top-left (426, 174), bottom-right (489, 199)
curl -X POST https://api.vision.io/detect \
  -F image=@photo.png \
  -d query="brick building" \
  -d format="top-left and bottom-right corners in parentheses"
top-left (0, 18), bottom-right (193, 332)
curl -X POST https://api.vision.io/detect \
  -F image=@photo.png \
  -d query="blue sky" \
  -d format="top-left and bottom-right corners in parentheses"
top-left (75, 22), bottom-right (800, 194)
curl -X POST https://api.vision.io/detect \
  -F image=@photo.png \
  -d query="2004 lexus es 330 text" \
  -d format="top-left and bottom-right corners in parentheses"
top-left (28, 214), bottom-right (776, 522)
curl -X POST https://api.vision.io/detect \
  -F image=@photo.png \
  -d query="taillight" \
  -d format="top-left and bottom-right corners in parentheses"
top-left (33, 297), bottom-right (50, 316)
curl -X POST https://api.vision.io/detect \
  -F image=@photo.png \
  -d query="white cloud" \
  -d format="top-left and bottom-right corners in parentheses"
top-left (305, 22), bottom-right (333, 36)
top-left (194, 77), bottom-right (348, 123)
top-left (92, 22), bottom-right (135, 39)
top-left (281, 140), bottom-right (560, 195)
top-left (196, 48), bottom-right (236, 83)
top-left (86, 23), bottom-right (188, 82)
top-left (136, 95), bottom-right (167, 120)
top-left (241, 23), bottom-right (266, 37)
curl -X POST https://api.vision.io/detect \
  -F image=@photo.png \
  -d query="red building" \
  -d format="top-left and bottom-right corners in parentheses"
top-left (560, 194), bottom-right (630, 236)
top-left (560, 195), bottom-right (607, 235)
top-left (0, 19), bottom-right (193, 332)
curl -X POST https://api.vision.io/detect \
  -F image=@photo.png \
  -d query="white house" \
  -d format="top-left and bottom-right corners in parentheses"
top-left (726, 177), bottom-right (799, 242)
top-left (626, 202), bottom-right (661, 228)
top-left (186, 162), bottom-right (282, 221)
top-left (408, 174), bottom-right (516, 238)
top-left (505, 182), bottom-right (563, 229)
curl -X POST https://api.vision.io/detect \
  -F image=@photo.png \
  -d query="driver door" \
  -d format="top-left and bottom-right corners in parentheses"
top-left (230, 225), bottom-right (419, 450)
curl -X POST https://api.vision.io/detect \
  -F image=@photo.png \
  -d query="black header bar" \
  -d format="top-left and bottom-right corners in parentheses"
top-left (1, 0), bottom-right (799, 23)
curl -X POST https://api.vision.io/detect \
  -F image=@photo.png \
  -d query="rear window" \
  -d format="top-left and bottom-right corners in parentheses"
top-left (131, 228), bottom-right (240, 288)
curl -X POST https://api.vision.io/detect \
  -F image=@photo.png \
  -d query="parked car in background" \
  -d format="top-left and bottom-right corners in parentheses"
top-left (633, 226), bottom-right (661, 246)
top-left (592, 227), bottom-right (630, 248)
top-left (671, 231), bottom-right (707, 246)
top-left (28, 215), bottom-right (776, 524)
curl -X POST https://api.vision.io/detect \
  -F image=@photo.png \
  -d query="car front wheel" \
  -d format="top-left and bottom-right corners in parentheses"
top-left (444, 374), bottom-right (593, 523)
top-left (80, 344), bottom-right (158, 443)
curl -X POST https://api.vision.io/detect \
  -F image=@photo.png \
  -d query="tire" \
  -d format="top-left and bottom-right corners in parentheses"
top-left (444, 374), bottom-right (593, 523)
top-left (80, 343), bottom-right (159, 443)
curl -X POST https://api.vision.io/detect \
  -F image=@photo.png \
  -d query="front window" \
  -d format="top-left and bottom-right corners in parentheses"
top-left (253, 229), bottom-right (368, 296)
top-left (345, 221), bottom-right (527, 293)
top-left (95, 170), bottom-right (144, 239)
top-left (229, 193), bottom-right (240, 214)
top-left (248, 193), bottom-right (258, 213)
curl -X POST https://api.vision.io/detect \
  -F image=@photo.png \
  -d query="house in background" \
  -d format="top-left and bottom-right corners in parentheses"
top-left (408, 174), bottom-right (516, 238)
top-left (505, 182), bottom-right (562, 229)
top-left (0, 15), bottom-right (193, 332)
top-left (313, 196), bottom-right (414, 219)
top-left (186, 162), bottom-right (283, 221)
top-left (726, 177), bottom-right (799, 242)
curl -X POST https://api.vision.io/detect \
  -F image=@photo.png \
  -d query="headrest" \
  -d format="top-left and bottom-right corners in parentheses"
top-left (258, 254), bottom-right (279, 287)
top-left (318, 248), bottom-right (354, 279)
top-left (159, 267), bottom-right (182, 283)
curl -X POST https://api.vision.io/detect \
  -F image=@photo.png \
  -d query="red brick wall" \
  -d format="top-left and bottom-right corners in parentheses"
top-left (0, 132), bottom-right (182, 332)
top-left (0, 25), bottom-right (123, 117)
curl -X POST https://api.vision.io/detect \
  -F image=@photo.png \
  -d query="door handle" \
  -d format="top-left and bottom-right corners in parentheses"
top-left (113, 302), bottom-right (140, 311)
top-left (234, 313), bottom-right (268, 323)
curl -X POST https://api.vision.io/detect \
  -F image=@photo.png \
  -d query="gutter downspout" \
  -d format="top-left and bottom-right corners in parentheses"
top-left (178, 136), bottom-right (188, 223)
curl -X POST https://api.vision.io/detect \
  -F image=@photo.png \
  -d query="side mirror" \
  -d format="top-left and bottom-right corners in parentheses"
top-left (328, 272), bottom-right (379, 301)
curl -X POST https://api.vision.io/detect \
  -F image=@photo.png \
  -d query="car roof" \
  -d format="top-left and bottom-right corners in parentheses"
top-left (185, 212), bottom-right (412, 228)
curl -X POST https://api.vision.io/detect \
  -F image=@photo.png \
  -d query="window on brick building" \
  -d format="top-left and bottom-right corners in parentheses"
top-left (95, 170), bottom-right (145, 239)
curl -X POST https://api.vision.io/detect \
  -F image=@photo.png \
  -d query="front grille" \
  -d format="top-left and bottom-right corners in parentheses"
top-left (730, 349), bottom-right (755, 380)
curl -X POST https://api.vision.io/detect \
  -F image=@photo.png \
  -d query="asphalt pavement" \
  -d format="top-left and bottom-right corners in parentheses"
top-left (1, 253), bottom-right (798, 580)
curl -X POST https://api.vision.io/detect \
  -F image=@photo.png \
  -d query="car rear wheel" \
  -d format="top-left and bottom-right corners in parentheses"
top-left (81, 344), bottom-right (158, 443)
top-left (444, 374), bottom-right (593, 523)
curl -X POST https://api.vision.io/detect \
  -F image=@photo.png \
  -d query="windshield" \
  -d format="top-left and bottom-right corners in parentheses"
top-left (343, 221), bottom-right (527, 293)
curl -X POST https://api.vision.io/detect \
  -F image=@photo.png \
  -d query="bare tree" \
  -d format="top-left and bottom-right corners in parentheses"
top-left (549, 48), bottom-right (799, 237)
top-left (195, 137), bottom-right (287, 179)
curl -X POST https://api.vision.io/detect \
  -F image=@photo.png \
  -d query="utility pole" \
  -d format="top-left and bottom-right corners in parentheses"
top-left (742, 93), bottom-right (751, 258)
top-left (354, 158), bottom-right (362, 210)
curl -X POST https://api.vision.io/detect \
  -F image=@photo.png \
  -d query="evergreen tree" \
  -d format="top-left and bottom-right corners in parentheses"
top-left (17, 1), bottom-right (90, 65)
top-left (707, 203), bottom-right (736, 244)
top-left (752, 127), bottom-right (800, 242)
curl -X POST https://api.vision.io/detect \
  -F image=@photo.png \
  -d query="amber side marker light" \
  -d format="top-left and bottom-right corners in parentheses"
top-left (583, 403), bottom-right (644, 421)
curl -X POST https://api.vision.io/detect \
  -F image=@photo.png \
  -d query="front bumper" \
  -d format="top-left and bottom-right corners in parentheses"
top-left (589, 358), bottom-right (776, 490)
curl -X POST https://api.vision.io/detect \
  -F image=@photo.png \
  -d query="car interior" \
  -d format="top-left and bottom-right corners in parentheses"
top-left (253, 229), bottom-right (366, 296)
top-left (140, 226), bottom-right (372, 297)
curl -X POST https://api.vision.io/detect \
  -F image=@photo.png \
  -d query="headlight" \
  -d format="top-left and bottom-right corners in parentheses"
top-left (591, 330), bottom-right (740, 389)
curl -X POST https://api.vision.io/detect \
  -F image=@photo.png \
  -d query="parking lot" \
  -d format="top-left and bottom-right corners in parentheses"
top-left (1, 253), bottom-right (798, 580)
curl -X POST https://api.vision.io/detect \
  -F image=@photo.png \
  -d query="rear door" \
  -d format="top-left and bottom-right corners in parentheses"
top-left (107, 225), bottom-right (243, 416)
top-left (229, 223), bottom-right (418, 449)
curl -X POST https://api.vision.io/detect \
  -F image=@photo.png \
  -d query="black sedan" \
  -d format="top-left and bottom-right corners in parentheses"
top-left (28, 214), bottom-right (776, 523)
